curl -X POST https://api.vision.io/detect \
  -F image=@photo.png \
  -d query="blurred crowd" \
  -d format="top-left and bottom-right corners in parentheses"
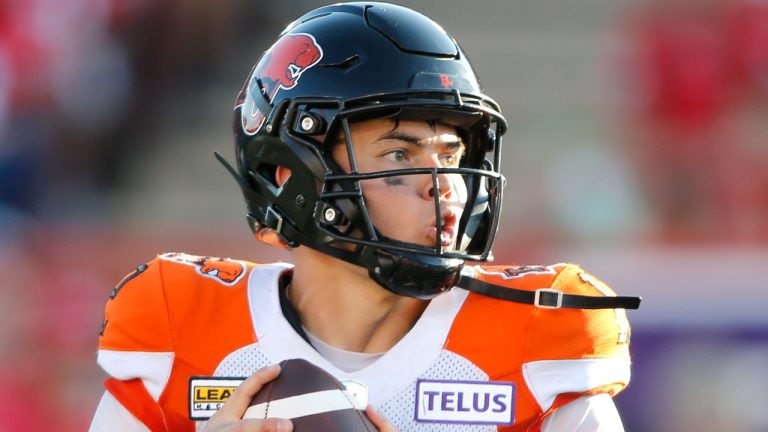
top-left (0, 0), bottom-right (264, 429)
top-left (0, 0), bottom-right (768, 242)
top-left (0, 0), bottom-right (245, 226)
top-left (0, 0), bottom-right (766, 431)
top-left (1, 0), bottom-right (766, 242)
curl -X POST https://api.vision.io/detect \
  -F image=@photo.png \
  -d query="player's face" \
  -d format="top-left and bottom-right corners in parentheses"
top-left (332, 119), bottom-right (468, 250)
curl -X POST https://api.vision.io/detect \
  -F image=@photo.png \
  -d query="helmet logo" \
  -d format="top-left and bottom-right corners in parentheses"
top-left (241, 33), bottom-right (323, 135)
top-left (439, 74), bottom-right (454, 89)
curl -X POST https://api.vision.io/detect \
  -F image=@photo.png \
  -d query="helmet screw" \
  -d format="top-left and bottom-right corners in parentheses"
top-left (324, 207), bottom-right (337, 222)
top-left (374, 266), bottom-right (381, 274)
top-left (295, 194), bottom-right (306, 208)
top-left (265, 124), bottom-right (273, 133)
top-left (300, 116), bottom-right (315, 132)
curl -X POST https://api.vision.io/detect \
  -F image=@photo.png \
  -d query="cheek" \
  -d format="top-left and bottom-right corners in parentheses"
top-left (449, 174), bottom-right (468, 204)
top-left (331, 144), bottom-right (354, 173)
top-left (360, 180), bottom-right (420, 228)
top-left (361, 179), bottom-right (409, 204)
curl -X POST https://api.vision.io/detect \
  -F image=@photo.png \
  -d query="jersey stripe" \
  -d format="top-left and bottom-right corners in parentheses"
top-left (98, 350), bottom-right (175, 401)
top-left (104, 377), bottom-right (167, 431)
top-left (522, 358), bottom-right (630, 411)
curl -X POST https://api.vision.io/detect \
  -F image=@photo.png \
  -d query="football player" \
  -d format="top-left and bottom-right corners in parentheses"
top-left (91, 3), bottom-right (639, 431)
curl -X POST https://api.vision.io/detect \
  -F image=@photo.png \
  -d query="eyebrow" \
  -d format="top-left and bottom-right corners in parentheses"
top-left (377, 131), bottom-right (464, 149)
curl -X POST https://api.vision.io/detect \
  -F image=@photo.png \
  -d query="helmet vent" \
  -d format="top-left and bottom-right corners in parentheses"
top-left (320, 54), bottom-right (360, 69)
top-left (365, 4), bottom-right (458, 57)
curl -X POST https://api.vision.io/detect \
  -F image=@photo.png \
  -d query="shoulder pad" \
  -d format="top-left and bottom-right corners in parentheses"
top-left (99, 257), bottom-right (172, 351)
top-left (523, 264), bottom-right (632, 359)
top-left (467, 263), bottom-right (632, 355)
top-left (99, 253), bottom-right (257, 351)
top-left (465, 263), bottom-right (640, 310)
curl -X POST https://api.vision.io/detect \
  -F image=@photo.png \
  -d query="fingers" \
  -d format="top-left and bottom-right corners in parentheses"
top-left (366, 405), bottom-right (399, 432)
top-left (236, 418), bottom-right (293, 431)
top-left (206, 418), bottom-right (292, 432)
top-left (205, 364), bottom-right (293, 432)
top-left (215, 364), bottom-right (281, 420)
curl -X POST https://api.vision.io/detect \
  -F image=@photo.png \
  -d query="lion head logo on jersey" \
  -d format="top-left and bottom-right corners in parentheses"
top-left (161, 253), bottom-right (247, 285)
top-left (240, 33), bottom-right (323, 135)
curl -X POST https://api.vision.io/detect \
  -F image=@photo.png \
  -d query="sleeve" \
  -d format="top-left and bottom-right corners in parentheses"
top-left (90, 392), bottom-right (152, 432)
top-left (96, 258), bottom-right (174, 431)
top-left (540, 394), bottom-right (625, 432)
top-left (521, 264), bottom-right (632, 414)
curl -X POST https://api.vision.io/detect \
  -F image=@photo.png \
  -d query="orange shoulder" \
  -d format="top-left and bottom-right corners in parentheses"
top-left (522, 263), bottom-right (631, 362)
top-left (447, 263), bottom-right (632, 423)
top-left (447, 263), bottom-right (631, 372)
top-left (445, 264), bottom-right (567, 376)
top-left (151, 253), bottom-right (258, 371)
top-left (99, 257), bottom-right (172, 352)
top-left (99, 253), bottom-right (259, 366)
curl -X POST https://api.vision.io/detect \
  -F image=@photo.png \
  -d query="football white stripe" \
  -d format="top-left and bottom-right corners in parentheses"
top-left (243, 389), bottom-right (364, 419)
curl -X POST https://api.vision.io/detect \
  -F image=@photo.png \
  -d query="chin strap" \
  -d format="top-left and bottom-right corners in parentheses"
top-left (456, 274), bottom-right (641, 310)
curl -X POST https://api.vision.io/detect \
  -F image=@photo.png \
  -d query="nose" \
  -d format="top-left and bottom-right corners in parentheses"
top-left (421, 173), bottom-right (457, 201)
top-left (420, 156), bottom-right (455, 201)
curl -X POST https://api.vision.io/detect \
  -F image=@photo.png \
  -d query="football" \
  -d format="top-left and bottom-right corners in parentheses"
top-left (243, 358), bottom-right (377, 431)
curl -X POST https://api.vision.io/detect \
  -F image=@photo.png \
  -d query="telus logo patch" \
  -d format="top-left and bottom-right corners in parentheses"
top-left (414, 379), bottom-right (515, 425)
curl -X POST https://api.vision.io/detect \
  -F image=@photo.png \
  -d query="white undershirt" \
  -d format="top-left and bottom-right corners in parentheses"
top-left (303, 326), bottom-right (385, 372)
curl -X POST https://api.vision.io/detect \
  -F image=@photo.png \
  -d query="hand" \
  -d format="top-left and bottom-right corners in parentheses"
top-left (204, 364), bottom-right (293, 432)
top-left (366, 405), bottom-right (399, 432)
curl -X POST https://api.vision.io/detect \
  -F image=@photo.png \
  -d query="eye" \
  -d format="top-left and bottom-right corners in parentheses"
top-left (441, 154), bottom-right (457, 166)
top-left (440, 152), bottom-right (462, 167)
top-left (385, 149), bottom-right (408, 163)
top-left (439, 141), bottom-right (465, 167)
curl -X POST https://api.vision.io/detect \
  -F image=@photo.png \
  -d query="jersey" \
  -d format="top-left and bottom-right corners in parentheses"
top-left (96, 252), bottom-right (632, 431)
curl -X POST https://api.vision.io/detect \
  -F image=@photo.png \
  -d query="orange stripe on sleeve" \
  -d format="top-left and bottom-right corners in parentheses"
top-left (104, 378), bottom-right (167, 432)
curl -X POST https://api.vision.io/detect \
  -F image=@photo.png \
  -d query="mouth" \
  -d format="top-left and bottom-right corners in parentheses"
top-left (427, 208), bottom-right (459, 249)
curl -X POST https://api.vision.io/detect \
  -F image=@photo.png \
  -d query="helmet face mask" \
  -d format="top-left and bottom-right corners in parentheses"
top-left (227, 2), bottom-right (507, 298)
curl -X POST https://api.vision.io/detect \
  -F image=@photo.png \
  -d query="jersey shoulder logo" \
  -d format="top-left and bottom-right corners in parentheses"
top-left (160, 253), bottom-right (248, 286)
top-left (475, 264), bottom-right (563, 280)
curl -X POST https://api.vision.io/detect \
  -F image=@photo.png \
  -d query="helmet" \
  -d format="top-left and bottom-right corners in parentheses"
top-left (222, 2), bottom-right (506, 299)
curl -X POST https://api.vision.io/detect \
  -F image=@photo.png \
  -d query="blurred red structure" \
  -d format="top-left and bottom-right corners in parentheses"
top-left (624, 0), bottom-right (768, 243)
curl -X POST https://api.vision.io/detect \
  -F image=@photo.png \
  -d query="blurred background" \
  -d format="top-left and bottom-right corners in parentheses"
top-left (1, 0), bottom-right (767, 430)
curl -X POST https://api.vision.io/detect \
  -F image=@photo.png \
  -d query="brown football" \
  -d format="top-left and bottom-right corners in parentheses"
top-left (243, 358), bottom-right (377, 431)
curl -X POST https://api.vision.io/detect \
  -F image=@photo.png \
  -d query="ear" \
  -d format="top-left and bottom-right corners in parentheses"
top-left (275, 166), bottom-right (292, 187)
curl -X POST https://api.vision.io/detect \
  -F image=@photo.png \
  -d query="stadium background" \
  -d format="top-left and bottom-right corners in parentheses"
top-left (1, 0), bottom-right (767, 430)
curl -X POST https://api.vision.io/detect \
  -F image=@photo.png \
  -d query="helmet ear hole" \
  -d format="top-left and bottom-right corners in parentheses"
top-left (248, 163), bottom-right (279, 189)
top-left (250, 164), bottom-right (293, 191)
top-left (275, 166), bottom-right (292, 187)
